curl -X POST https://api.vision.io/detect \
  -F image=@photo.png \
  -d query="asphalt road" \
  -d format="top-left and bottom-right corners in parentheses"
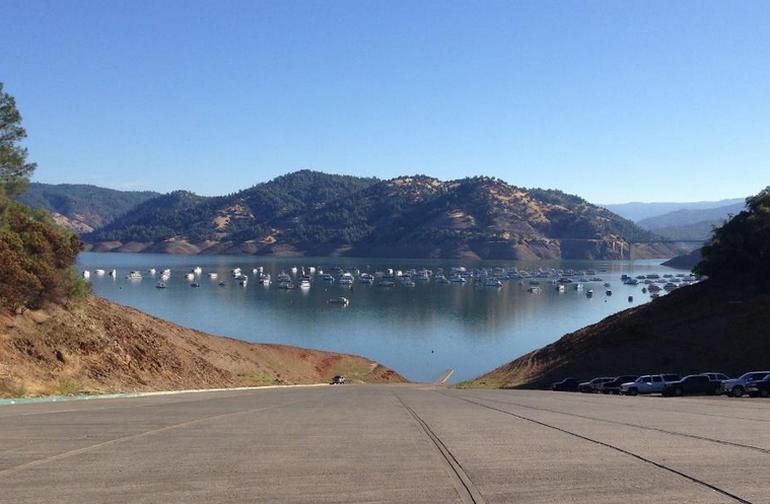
top-left (2, 384), bottom-right (770, 503)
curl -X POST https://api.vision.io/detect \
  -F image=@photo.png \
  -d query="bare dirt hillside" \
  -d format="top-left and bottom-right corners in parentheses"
top-left (0, 295), bottom-right (405, 397)
top-left (463, 281), bottom-right (770, 389)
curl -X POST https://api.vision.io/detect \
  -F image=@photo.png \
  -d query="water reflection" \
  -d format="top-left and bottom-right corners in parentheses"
top-left (77, 252), bottom-right (682, 383)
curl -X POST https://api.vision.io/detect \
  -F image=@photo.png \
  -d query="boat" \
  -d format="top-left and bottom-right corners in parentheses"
top-left (193, 266), bottom-right (203, 275)
top-left (239, 275), bottom-right (248, 286)
top-left (359, 273), bottom-right (374, 284)
top-left (435, 275), bottom-right (449, 284)
top-left (401, 277), bottom-right (416, 287)
top-left (328, 297), bottom-right (350, 306)
top-left (155, 281), bottom-right (167, 289)
top-left (299, 279), bottom-right (311, 289)
top-left (231, 268), bottom-right (242, 277)
top-left (218, 281), bottom-right (226, 287)
top-left (320, 273), bottom-right (334, 283)
top-left (628, 295), bottom-right (634, 302)
top-left (126, 271), bottom-right (143, 280)
top-left (556, 284), bottom-right (565, 292)
top-left (486, 279), bottom-right (503, 288)
top-left (605, 290), bottom-right (612, 296)
top-left (82, 270), bottom-right (91, 279)
top-left (208, 273), bottom-right (218, 279)
top-left (191, 282), bottom-right (200, 288)
top-left (278, 281), bottom-right (294, 289)
top-left (586, 289), bottom-right (594, 298)
top-left (95, 269), bottom-right (105, 276)
top-left (278, 272), bottom-right (293, 283)
top-left (108, 269), bottom-right (117, 277)
top-left (259, 274), bottom-right (271, 286)
top-left (378, 280), bottom-right (395, 287)
top-left (339, 272), bottom-right (354, 286)
top-left (148, 268), bottom-right (156, 275)
top-left (185, 273), bottom-right (195, 281)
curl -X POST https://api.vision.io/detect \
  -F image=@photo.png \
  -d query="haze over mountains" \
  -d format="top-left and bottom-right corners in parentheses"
top-left (16, 183), bottom-right (159, 234)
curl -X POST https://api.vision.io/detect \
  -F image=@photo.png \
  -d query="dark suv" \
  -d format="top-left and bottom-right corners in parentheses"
top-left (552, 378), bottom-right (580, 392)
top-left (598, 375), bottom-right (639, 395)
top-left (578, 377), bottom-right (614, 393)
top-left (662, 375), bottom-right (721, 397)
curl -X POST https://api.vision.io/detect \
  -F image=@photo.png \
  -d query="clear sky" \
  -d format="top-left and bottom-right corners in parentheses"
top-left (2, 1), bottom-right (768, 203)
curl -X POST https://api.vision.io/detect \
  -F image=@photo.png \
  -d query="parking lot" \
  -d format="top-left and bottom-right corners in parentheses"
top-left (2, 384), bottom-right (769, 503)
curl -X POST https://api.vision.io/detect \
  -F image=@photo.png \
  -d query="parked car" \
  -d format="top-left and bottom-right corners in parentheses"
top-left (662, 375), bottom-right (721, 397)
top-left (578, 377), bottom-right (614, 393)
top-left (598, 375), bottom-right (639, 394)
top-left (701, 372), bottom-right (730, 382)
top-left (330, 375), bottom-right (346, 385)
top-left (745, 375), bottom-right (770, 398)
top-left (721, 371), bottom-right (770, 397)
top-left (552, 377), bottom-right (580, 392)
top-left (620, 374), bottom-right (681, 396)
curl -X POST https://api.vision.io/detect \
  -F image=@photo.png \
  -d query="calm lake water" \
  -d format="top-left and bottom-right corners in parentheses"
top-left (77, 252), bottom-right (685, 383)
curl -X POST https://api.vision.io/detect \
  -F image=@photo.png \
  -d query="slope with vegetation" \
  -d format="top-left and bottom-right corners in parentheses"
top-left (0, 81), bottom-right (404, 398)
top-left (87, 173), bottom-right (677, 259)
top-left (465, 188), bottom-right (770, 388)
top-left (15, 183), bottom-right (158, 233)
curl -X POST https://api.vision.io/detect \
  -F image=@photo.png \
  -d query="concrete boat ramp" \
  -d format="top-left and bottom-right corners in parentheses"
top-left (2, 384), bottom-right (769, 503)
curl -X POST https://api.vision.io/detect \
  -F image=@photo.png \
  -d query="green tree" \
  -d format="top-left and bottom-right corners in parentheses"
top-left (695, 187), bottom-right (770, 291)
top-left (0, 82), bottom-right (36, 196)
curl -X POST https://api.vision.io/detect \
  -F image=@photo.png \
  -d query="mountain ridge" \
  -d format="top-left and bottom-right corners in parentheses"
top-left (84, 170), bottom-right (678, 260)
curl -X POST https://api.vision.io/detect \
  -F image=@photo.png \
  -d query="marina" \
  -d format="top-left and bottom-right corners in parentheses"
top-left (78, 252), bottom-right (693, 383)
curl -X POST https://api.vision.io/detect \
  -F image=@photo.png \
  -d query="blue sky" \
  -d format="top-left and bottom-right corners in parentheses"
top-left (2, 1), bottom-right (768, 203)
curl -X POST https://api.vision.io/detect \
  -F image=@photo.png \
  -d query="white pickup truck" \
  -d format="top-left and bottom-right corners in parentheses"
top-left (620, 374), bottom-right (681, 395)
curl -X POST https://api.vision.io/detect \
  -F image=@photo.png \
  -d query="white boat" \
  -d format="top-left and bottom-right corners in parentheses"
top-left (278, 272), bottom-right (292, 283)
top-left (193, 266), bottom-right (203, 275)
top-left (320, 273), bottom-right (334, 283)
top-left (259, 274), bottom-right (271, 286)
top-left (556, 284), bottom-right (565, 292)
top-left (185, 273), bottom-right (195, 281)
top-left (95, 269), bottom-right (105, 276)
top-left (162, 269), bottom-right (171, 276)
top-left (208, 273), bottom-right (218, 279)
top-left (156, 281), bottom-right (167, 289)
top-left (148, 268), bottom-right (156, 275)
top-left (108, 269), bottom-right (117, 277)
top-left (82, 270), bottom-right (91, 279)
top-left (232, 268), bottom-right (242, 277)
top-left (586, 289), bottom-right (594, 298)
top-left (126, 271), bottom-right (143, 280)
top-left (527, 286), bottom-right (540, 293)
top-left (328, 296), bottom-right (350, 306)
top-left (339, 273), bottom-right (354, 286)
top-left (239, 275), bottom-right (248, 286)
top-left (359, 273), bottom-right (374, 284)
top-left (299, 279), bottom-right (311, 289)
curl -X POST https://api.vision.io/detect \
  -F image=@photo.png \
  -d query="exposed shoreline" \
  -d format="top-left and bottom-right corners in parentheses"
top-left (0, 295), bottom-right (406, 398)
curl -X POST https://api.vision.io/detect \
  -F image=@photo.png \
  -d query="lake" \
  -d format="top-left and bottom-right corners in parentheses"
top-left (77, 252), bottom-right (686, 383)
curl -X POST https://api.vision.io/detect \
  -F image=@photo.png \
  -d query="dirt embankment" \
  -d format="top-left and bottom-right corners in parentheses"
top-left (0, 296), bottom-right (405, 397)
top-left (463, 281), bottom-right (770, 389)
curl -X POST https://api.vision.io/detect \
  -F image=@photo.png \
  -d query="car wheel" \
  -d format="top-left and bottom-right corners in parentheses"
top-left (627, 388), bottom-right (638, 396)
top-left (675, 387), bottom-right (683, 396)
top-left (733, 386), bottom-right (745, 398)
top-left (761, 389), bottom-right (769, 398)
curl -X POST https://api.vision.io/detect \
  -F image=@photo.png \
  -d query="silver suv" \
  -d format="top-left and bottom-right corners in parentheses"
top-left (721, 372), bottom-right (770, 397)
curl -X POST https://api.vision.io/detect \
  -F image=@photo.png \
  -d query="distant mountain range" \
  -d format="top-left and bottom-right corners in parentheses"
top-left (602, 198), bottom-right (745, 222)
top-left (15, 183), bottom-right (159, 233)
top-left (60, 170), bottom-right (673, 260)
